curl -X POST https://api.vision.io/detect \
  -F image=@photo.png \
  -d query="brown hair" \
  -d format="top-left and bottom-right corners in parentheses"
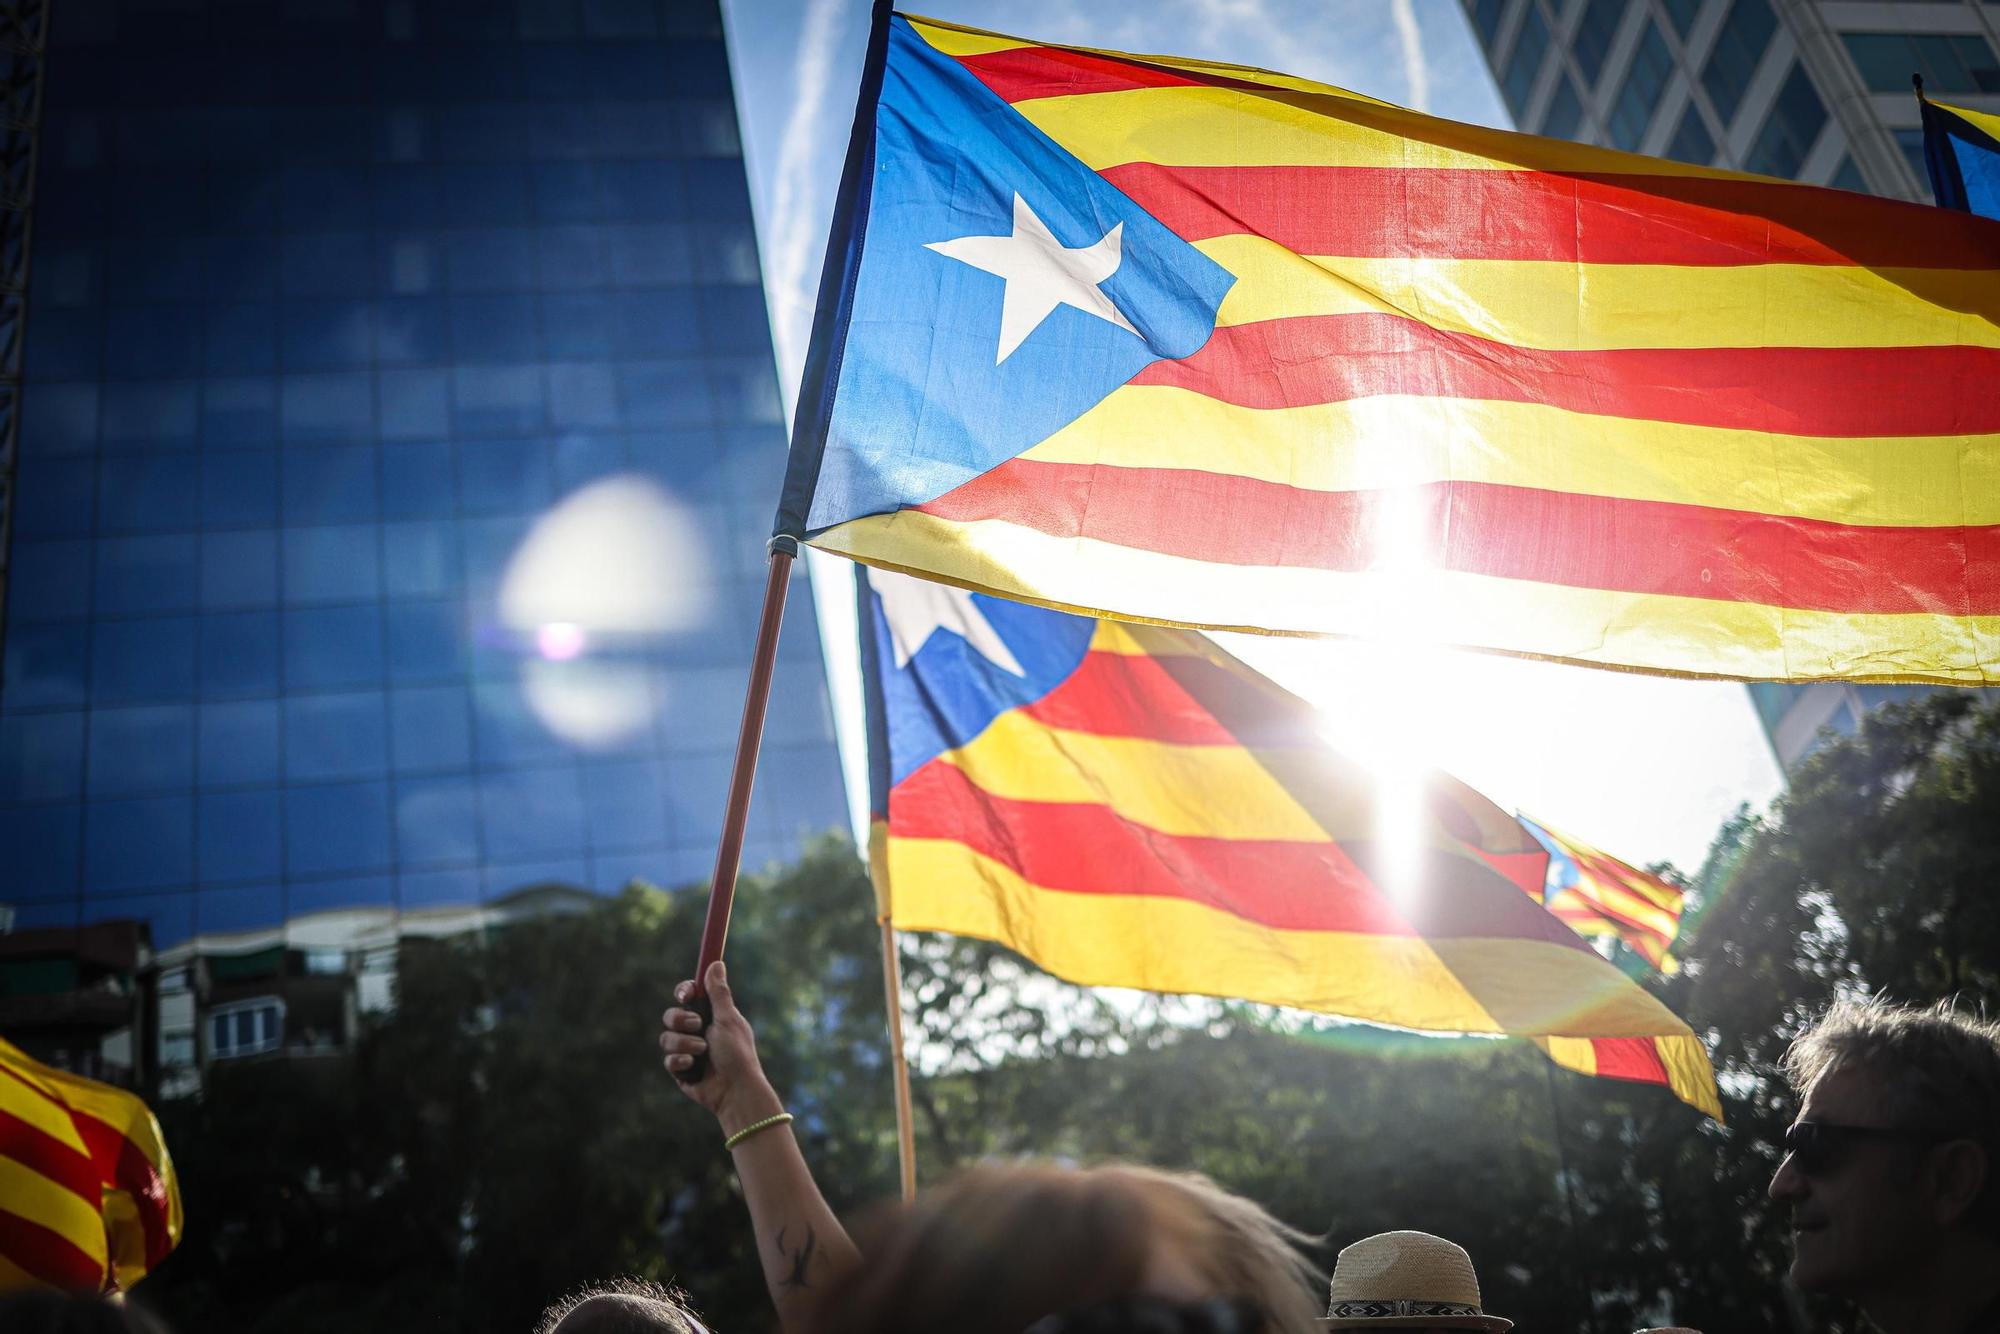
top-left (805, 1161), bottom-right (1322, 1334)
top-left (1784, 997), bottom-right (2000, 1232)
top-left (532, 1278), bottom-right (707, 1334)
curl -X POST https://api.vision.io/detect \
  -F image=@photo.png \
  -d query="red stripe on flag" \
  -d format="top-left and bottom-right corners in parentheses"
top-left (70, 1120), bottom-right (172, 1270)
top-left (892, 760), bottom-right (1593, 947)
top-left (0, 1206), bottom-right (104, 1291)
top-left (1556, 894), bottom-right (1673, 951)
top-left (1586, 1037), bottom-right (1673, 1086)
top-left (1133, 312), bottom-right (2000, 437)
top-left (1096, 163), bottom-right (2000, 269)
top-left (891, 758), bottom-right (1414, 934)
top-left (1021, 647), bottom-right (1305, 745)
top-left (0, 1107), bottom-right (101, 1205)
top-left (918, 461), bottom-right (2000, 616)
top-left (955, 43), bottom-right (1264, 102)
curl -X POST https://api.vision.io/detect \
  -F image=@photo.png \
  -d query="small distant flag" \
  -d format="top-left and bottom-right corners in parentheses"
top-left (781, 11), bottom-right (2000, 687)
top-left (859, 567), bottom-right (1722, 1118)
top-left (1919, 87), bottom-right (2000, 218)
top-left (1520, 818), bottom-right (1686, 974)
top-left (0, 1038), bottom-right (182, 1292)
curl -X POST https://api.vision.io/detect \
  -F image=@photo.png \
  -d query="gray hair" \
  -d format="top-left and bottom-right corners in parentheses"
top-left (533, 1278), bottom-right (706, 1334)
top-left (1783, 997), bottom-right (2000, 1229)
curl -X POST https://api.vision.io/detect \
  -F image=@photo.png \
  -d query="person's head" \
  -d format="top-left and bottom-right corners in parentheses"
top-left (1318, 1231), bottom-right (1511, 1334)
top-left (1770, 998), bottom-right (2000, 1301)
top-left (805, 1161), bottom-right (1323, 1334)
top-left (533, 1278), bottom-right (708, 1334)
top-left (0, 1290), bottom-right (172, 1334)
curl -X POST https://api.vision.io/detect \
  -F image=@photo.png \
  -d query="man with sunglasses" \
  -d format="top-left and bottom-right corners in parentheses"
top-left (1770, 999), bottom-right (2000, 1334)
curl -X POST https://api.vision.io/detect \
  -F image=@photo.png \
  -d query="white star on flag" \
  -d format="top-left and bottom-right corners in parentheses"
top-left (874, 570), bottom-right (1026, 677)
top-left (926, 193), bottom-right (1140, 364)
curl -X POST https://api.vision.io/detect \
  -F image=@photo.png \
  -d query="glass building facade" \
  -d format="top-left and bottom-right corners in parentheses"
top-left (1459, 0), bottom-right (1999, 771)
top-left (1461, 0), bottom-right (2000, 199)
top-left (0, 0), bottom-right (849, 950)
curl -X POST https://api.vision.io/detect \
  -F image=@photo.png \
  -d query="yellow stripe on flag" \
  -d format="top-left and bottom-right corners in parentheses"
top-left (1199, 237), bottom-right (2000, 350)
top-left (1007, 85), bottom-right (1734, 175)
top-left (0, 1157), bottom-right (109, 1271)
top-left (884, 835), bottom-right (1502, 1029)
top-left (817, 511), bottom-right (2000, 683)
top-left (943, 710), bottom-right (1329, 842)
top-left (1020, 386), bottom-right (2000, 529)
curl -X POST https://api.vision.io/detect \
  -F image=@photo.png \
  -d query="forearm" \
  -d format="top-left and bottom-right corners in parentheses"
top-left (721, 1088), bottom-right (862, 1332)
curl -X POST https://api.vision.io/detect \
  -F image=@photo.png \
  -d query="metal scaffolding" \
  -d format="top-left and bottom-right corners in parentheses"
top-left (0, 0), bottom-right (47, 654)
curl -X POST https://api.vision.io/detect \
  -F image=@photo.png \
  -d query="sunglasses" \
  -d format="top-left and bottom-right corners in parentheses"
top-left (1781, 1120), bottom-right (1946, 1174)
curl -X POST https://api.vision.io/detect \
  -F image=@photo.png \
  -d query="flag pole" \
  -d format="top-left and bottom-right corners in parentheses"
top-left (682, 0), bottom-right (895, 1080)
top-left (679, 537), bottom-right (797, 1083)
top-left (878, 917), bottom-right (918, 1200)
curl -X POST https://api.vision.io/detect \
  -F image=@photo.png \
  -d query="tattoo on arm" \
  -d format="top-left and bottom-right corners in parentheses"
top-left (775, 1224), bottom-right (818, 1291)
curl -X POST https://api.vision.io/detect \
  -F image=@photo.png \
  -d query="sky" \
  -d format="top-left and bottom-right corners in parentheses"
top-left (716, 0), bottom-right (1788, 874)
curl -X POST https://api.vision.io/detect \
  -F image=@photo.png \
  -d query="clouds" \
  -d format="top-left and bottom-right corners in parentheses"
top-left (1391, 0), bottom-right (1431, 111)
top-left (765, 0), bottom-right (852, 390)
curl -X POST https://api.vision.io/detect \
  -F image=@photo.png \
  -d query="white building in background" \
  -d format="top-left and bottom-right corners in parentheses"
top-left (1459, 0), bottom-right (1996, 770)
top-left (1463, 0), bottom-right (2000, 197)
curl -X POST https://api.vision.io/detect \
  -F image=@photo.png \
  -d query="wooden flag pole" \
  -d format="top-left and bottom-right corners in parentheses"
top-left (878, 917), bottom-right (918, 1200)
top-left (679, 537), bottom-right (797, 1082)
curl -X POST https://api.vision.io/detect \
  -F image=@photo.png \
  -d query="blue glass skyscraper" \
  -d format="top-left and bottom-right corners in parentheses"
top-left (0, 0), bottom-right (848, 953)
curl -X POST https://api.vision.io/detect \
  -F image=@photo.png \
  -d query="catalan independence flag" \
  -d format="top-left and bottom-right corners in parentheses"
top-left (1520, 817), bottom-right (1686, 974)
top-left (0, 1038), bottom-right (182, 1292)
top-left (858, 567), bottom-right (1723, 1119)
top-left (1921, 92), bottom-right (2000, 218)
top-left (780, 11), bottom-right (2000, 686)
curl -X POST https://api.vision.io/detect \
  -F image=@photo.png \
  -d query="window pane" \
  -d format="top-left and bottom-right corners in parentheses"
top-left (199, 700), bottom-right (282, 786)
top-left (1953, 36), bottom-right (2000, 94)
top-left (93, 617), bottom-right (197, 703)
top-left (1745, 64), bottom-right (1827, 179)
top-left (0, 712), bottom-right (86, 802)
top-left (1609, 22), bottom-right (1673, 150)
top-left (1702, 0), bottom-right (1776, 126)
top-left (1571, 0), bottom-right (1624, 86)
top-left (284, 446), bottom-right (380, 525)
top-left (199, 610), bottom-right (281, 698)
top-left (85, 795), bottom-right (193, 892)
top-left (283, 526), bottom-right (383, 604)
top-left (200, 530), bottom-right (280, 610)
top-left (1831, 156), bottom-right (1867, 194)
top-left (197, 789), bottom-right (282, 883)
top-left (284, 691), bottom-right (390, 781)
top-left (87, 704), bottom-right (195, 797)
top-left (96, 535), bottom-right (198, 615)
top-left (1894, 128), bottom-right (1928, 184)
top-left (284, 780), bottom-right (393, 875)
top-left (1667, 103), bottom-right (1717, 165)
top-left (1503, 6), bottom-right (1551, 117)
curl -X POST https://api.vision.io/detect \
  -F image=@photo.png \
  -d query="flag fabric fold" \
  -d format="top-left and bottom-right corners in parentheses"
top-left (0, 1039), bottom-right (183, 1292)
top-left (781, 10), bottom-right (2000, 686)
top-left (1520, 817), bottom-right (1687, 974)
top-left (858, 566), bottom-right (1723, 1118)
top-left (1921, 92), bottom-right (2000, 218)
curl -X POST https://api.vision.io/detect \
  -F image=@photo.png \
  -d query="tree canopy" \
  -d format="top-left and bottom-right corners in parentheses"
top-left (137, 693), bottom-right (2000, 1334)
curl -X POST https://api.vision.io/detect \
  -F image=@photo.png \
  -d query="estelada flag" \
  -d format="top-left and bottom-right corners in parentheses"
top-left (858, 567), bottom-right (1723, 1119)
top-left (0, 1038), bottom-right (183, 1292)
top-left (1520, 817), bottom-right (1686, 974)
top-left (779, 10), bottom-right (2000, 686)
top-left (1921, 91), bottom-right (2000, 218)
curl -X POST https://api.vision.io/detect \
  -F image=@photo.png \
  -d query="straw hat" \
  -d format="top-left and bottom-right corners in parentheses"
top-left (1321, 1232), bottom-right (1513, 1331)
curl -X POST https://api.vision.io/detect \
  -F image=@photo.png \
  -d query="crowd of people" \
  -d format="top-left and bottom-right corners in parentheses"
top-left (5, 968), bottom-right (1998, 1334)
top-left (615, 964), bottom-right (2000, 1334)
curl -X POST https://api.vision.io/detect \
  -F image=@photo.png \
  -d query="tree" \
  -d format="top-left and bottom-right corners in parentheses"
top-left (139, 694), bottom-right (2000, 1334)
top-left (144, 840), bottom-right (898, 1334)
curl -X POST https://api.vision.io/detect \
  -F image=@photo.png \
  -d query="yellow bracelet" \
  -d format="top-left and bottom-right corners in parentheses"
top-left (724, 1111), bottom-right (794, 1151)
